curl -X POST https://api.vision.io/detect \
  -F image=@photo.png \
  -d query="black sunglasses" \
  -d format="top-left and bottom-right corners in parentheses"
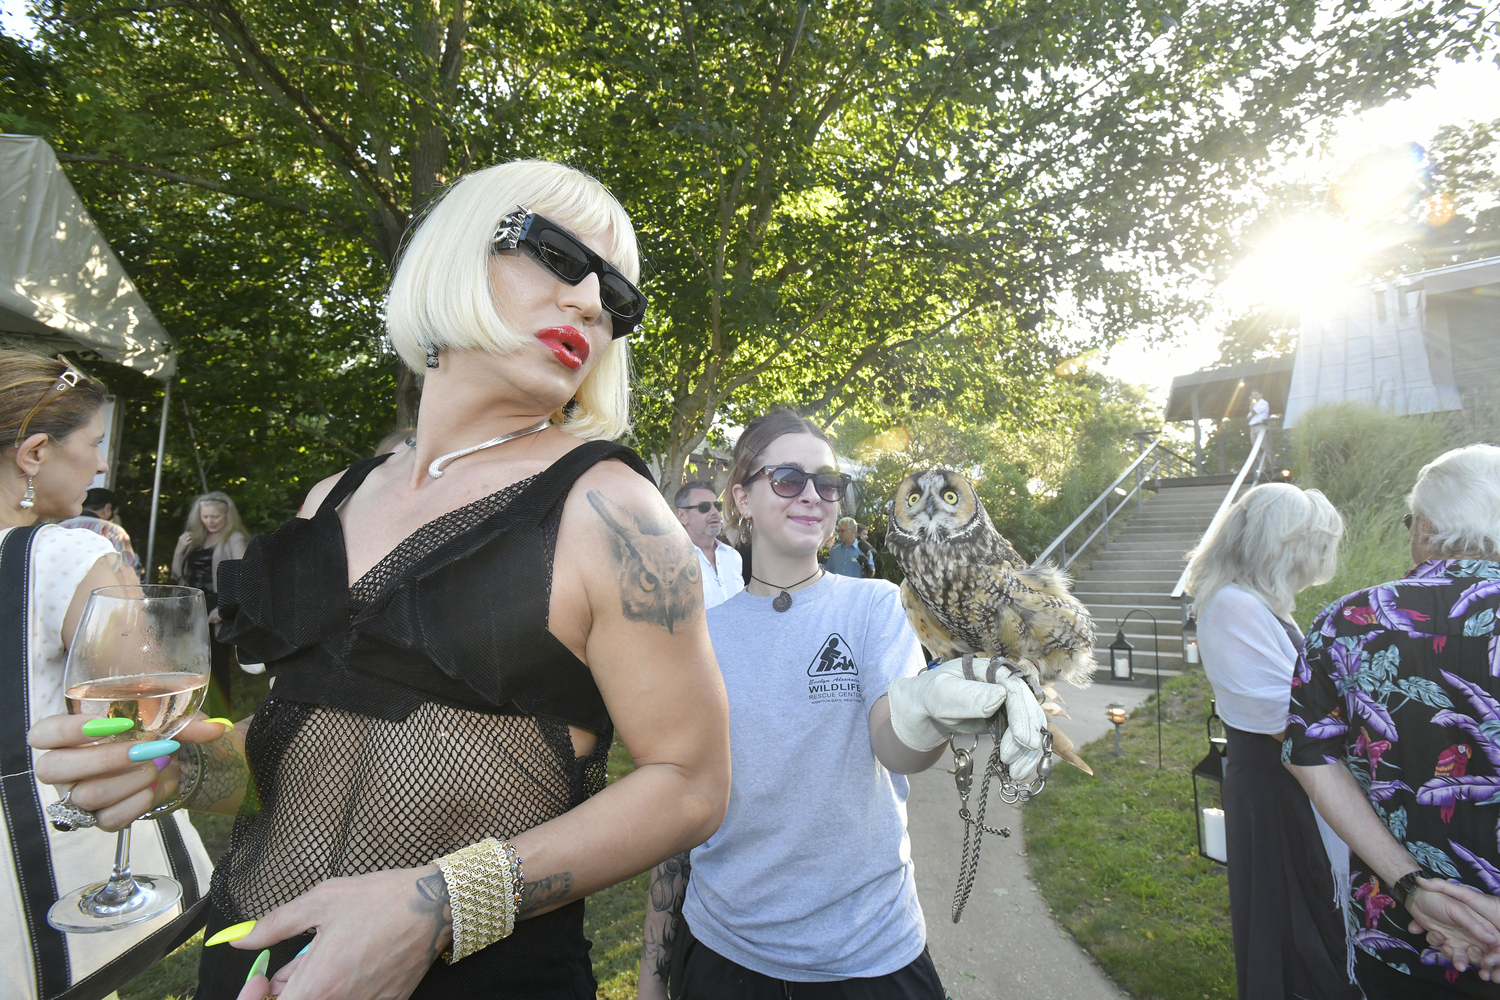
top-left (745, 465), bottom-right (852, 502)
top-left (678, 500), bottom-right (724, 514)
top-left (492, 207), bottom-right (647, 338)
top-left (1403, 513), bottom-right (1414, 530)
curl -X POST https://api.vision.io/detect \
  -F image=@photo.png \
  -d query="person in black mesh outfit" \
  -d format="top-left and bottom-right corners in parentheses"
top-left (31, 159), bottom-right (732, 1000)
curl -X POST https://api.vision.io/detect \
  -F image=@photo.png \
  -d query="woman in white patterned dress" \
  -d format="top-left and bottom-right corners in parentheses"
top-left (0, 349), bottom-right (213, 1000)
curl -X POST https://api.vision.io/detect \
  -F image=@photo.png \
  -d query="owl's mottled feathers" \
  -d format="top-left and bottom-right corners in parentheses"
top-left (885, 468), bottom-right (1096, 690)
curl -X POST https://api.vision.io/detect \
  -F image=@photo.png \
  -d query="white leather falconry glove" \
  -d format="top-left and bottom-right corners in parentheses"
top-left (887, 659), bottom-right (1006, 752)
top-left (965, 660), bottom-right (1049, 783)
top-left (997, 673), bottom-right (1048, 782)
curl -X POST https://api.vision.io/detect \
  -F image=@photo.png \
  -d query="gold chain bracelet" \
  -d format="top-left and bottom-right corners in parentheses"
top-left (432, 838), bottom-right (525, 962)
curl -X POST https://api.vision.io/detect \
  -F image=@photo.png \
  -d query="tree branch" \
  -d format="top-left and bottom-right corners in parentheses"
top-left (54, 153), bottom-right (368, 240)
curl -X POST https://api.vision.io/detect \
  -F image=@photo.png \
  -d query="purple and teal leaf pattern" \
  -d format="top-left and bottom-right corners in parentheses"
top-left (1352, 928), bottom-right (1418, 955)
top-left (1350, 689), bottom-right (1398, 741)
top-left (1449, 841), bottom-right (1500, 894)
top-left (1440, 670), bottom-right (1500, 724)
top-left (1452, 581), bottom-right (1500, 618)
top-left (1288, 559), bottom-right (1500, 981)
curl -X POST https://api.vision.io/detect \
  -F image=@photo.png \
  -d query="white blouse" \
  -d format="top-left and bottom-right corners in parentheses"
top-left (1197, 583), bottom-right (1299, 735)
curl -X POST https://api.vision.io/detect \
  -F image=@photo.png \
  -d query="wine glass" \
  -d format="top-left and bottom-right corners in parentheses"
top-left (47, 585), bottom-right (210, 933)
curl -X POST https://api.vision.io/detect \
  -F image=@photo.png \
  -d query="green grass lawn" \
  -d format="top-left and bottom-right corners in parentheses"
top-left (1026, 667), bottom-right (1235, 1000)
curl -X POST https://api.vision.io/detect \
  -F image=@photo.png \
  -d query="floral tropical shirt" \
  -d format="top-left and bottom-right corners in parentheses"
top-left (1286, 559), bottom-right (1500, 997)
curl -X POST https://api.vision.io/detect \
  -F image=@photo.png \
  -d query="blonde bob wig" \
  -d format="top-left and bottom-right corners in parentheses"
top-left (385, 159), bottom-right (638, 441)
top-left (1184, 482), bottom-right (1343, 619)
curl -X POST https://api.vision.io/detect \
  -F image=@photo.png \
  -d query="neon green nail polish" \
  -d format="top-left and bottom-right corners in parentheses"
top-left (246, 949), bottom-right (270, 982)
top-left (81, 717), bottom-right (134, 737)
top-left (205, 920), bottom-right (256, 946)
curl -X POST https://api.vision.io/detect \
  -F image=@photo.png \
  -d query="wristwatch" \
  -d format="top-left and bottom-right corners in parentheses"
top-left (1392, 868), bottom-right (1439, 909)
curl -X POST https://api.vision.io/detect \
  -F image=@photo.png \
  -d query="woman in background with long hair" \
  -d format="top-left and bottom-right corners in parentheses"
top-left (172, 491), bottom-right (250, 715)
top-left (1185, 483), bottom-right (1355, 1000)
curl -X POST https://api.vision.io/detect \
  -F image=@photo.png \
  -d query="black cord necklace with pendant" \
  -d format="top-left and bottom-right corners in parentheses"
top-left (750, 568), bottom-right (824, 612)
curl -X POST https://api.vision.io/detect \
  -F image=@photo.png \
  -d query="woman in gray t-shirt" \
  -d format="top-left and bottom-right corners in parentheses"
top-left (637, 409), bottom-right (1008, 1000)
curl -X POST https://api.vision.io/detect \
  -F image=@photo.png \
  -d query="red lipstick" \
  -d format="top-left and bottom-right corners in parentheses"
top-left (536, 326), bottom-right (589, 370)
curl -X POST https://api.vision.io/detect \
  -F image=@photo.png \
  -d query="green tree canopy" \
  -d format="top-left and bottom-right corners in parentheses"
top-left (2, 0), bottom-right (1495, 548)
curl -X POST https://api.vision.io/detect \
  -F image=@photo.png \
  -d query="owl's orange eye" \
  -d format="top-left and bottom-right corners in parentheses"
top-left (942, 490), bottom-right (959, 504)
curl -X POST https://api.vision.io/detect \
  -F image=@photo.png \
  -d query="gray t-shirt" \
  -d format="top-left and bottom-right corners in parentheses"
top-left (682, 572), bottom-right (928, 981)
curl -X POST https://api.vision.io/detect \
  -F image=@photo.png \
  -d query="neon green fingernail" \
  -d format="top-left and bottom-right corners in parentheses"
top-left (205, 919), bottom-right (255, 946)
top-left (246, 949), bottom-right (270, 982)
top-left (81, 717), bottom-right (135, 737)
top-left (205, 717), bottom-right (234, 730)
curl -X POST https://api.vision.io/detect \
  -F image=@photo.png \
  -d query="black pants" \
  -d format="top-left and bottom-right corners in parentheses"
top-left (1355, 948), bottom-right (1492, 999)
top-left (678, 935), bottom-right (945, 1000)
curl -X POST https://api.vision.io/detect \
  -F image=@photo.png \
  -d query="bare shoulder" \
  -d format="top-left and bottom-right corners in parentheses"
top-left (559, 457), bottom-right (704, 634)
top-left (297, 470), bottom-right (347, 519)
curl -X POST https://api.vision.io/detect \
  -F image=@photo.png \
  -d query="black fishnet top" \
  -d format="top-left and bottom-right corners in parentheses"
top-left (204, 440), bottom-right (654, 997)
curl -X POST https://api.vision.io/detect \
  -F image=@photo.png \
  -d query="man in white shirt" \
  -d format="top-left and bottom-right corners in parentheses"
top-left (675, 480), bottom-right (744, 609)
top-left (1247, 389), bottom-right (1270, 429)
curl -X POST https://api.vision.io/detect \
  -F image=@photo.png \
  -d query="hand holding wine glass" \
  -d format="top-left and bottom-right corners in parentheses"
top-left (43, 584), bottom-right (211, 932)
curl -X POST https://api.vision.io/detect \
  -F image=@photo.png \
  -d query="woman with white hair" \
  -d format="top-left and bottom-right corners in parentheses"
top-left (29, 160), bottom-right (732, 999)
top-left (1184, 482), bottom-right (1357, 1000)
top-left (171, 491), bottom-right (250, 715)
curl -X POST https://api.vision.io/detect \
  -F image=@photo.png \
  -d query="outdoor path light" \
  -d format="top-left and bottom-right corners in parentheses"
top-left (1111, 610), bottom-right (1163, 769)
top-left (1106, 703), bottom-right (1127, 757)
top-left (1181, 614), bottom-right (1199, 665)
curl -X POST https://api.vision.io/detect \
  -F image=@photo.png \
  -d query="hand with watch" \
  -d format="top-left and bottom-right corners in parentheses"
top-left (1398, 867), bottom-right (1500, 978)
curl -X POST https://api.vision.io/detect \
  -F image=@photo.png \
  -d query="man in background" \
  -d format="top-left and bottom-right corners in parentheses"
top-left (60, 487), bottom-right (142, 575)
top-left (675, 480), bottom-right (743, 609)
top-left (824, 517), bottom-right (870, 578)
top-left (1247, 389), bottom-right (1270, 432)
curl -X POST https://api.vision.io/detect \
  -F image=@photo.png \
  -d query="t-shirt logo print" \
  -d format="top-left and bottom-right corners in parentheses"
top-left (807, 634), bottom-right (861, 703)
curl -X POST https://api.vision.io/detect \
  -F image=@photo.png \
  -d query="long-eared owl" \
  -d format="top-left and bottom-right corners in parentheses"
top-left (885, 468), bottom-right (1095, 691)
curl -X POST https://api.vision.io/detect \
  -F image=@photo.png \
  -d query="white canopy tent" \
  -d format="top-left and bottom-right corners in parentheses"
top-left (1, 134), bottom-right (178, 578)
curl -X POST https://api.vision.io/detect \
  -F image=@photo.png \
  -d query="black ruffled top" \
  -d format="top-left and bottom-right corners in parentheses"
top-left (218, 439), bottom-right (652, 729)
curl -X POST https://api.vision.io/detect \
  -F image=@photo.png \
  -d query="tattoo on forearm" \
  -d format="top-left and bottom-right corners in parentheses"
top-left (411, 870), bottom-right (453, 966)
top-left (643, 853), bottom-right (692, 984)
top-left (648, 852), bottom-right (691, 913)
top-left (587, 491), bottom-right (703, 633)
top-left (517, 871), bottom-right (574, 918)
top-left (183, 731), bottom-right (250, 812)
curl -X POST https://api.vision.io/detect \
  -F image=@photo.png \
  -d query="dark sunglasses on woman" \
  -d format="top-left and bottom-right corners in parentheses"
top-left (678, 501), bottom-right (724, 513)
top-left (492, 207), bottom-right (648, 338)
top-left (746, 465), bottom-right (852, 502)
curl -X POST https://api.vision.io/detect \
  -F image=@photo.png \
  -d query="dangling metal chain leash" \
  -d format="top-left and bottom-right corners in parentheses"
top-left (949, 723), bottom-right (1054, 923)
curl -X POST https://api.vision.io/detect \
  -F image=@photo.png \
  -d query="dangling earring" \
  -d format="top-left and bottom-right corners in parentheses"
top-left (425, 346), bottom-right (439, 369)
top-left (19, 476), bottom-right (35, 510)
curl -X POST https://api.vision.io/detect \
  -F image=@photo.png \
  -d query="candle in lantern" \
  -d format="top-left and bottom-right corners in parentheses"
top-left (1202, 807), bottom-right (1227, 862)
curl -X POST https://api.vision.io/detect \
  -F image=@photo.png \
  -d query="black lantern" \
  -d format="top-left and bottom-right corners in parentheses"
top-left (1182, 615), bottom-right (1199, 666)
top-left (1191, 699), bottom-right (1229, 863)
top-left (1109, 628), bottom-right (1134, 681)
top-left (1106, 703), bottom-right (1127, 757)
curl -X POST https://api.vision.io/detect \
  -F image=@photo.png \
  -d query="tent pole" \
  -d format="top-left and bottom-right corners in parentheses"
top-left (144, 379), bottom-right (171, 583)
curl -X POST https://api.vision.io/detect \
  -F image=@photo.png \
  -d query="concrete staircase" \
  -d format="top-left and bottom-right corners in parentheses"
top-left (1067, 483), bottom-right (1233, 681)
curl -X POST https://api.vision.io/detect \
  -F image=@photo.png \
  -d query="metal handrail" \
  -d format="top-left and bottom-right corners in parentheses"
top-left (1170, 427), bottom-right (1266, 600)
top-left (1031, 436), bottom-right (1195, 571)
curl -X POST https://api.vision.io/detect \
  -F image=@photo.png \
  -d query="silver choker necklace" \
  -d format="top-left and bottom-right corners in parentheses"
top-left (427, 418), bottom-right (551, 478)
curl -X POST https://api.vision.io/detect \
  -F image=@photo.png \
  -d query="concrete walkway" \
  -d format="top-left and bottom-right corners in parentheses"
top-left (907, 677), bottom-right (1156, 999)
